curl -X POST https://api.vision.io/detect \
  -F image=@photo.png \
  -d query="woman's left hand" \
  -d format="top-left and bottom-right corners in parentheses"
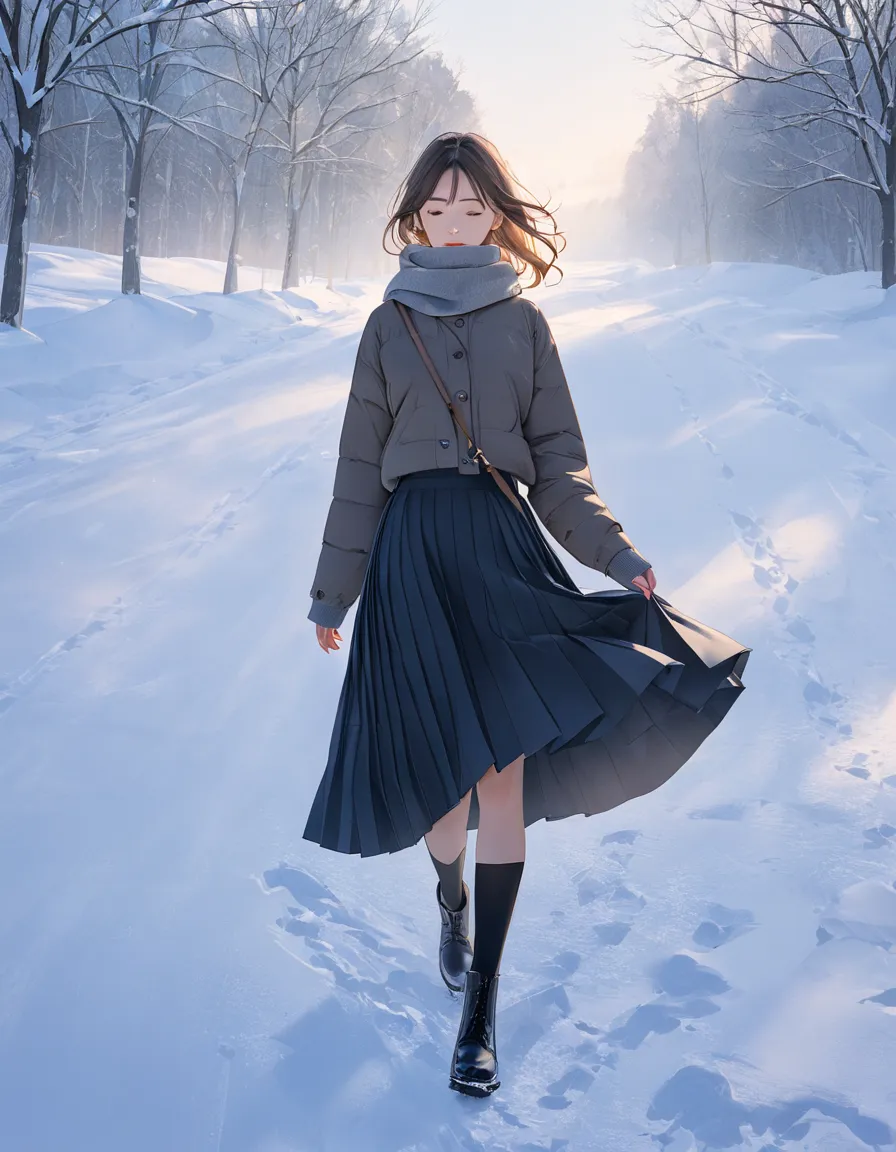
top-left (631, 568), bottom-right (657, 599)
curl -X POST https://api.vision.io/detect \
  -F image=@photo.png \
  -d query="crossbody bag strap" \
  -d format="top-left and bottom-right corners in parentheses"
top-left (393, 300), bottom-right (522, 513)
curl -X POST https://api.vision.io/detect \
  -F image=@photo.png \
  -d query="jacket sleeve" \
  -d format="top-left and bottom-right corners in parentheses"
top-left (522, 305), bottom-right (651, 580)
top-left (308, 311), bottom-right (393, 628)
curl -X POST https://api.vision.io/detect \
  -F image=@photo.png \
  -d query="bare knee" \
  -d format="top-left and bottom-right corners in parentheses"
top-left (476, 756), bottom-right (524, 810)
top-left (428, 786), bottom-right (472, 833)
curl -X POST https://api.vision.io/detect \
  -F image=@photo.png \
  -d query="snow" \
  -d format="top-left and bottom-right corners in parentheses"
top-left (1, 243), bottom-right (896, 1151)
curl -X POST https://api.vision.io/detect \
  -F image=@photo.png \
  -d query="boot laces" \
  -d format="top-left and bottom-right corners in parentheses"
top-left (461, 976), bottom-right (494, 1044)
top-left (447, 906), bottom-right (467, 939)
top-left (440, 888), bottom-right (468, 941)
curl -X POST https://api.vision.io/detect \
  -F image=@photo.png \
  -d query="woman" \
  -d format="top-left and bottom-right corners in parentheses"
top-left (302, 132), bottom-right (750, 1098)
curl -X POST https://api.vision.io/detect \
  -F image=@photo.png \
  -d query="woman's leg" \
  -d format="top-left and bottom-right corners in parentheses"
top-left (424, 788), bottom-right (473, 911)
top-left (475, 755), bottom-right (525, 864)
top-left (449, 755), bottom-right (526, 1093)
top-left (471, 754), bottom-right (526, 975)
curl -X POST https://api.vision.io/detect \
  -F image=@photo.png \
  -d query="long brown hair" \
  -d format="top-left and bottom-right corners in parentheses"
top-left (383, 132), bottom-right (565, 289)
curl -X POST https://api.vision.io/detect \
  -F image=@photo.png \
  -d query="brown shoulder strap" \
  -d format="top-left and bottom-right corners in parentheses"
top-left (392, 300), bottom-right (522, 513)
top-left (394, 301), bottom-right (454, 408)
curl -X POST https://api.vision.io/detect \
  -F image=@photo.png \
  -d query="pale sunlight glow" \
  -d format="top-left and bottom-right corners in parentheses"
top-left (422, 0), bottom-right (664, 205)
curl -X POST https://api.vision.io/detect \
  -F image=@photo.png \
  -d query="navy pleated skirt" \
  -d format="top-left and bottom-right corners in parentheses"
top-left (302, 467), bottom-right (751, 857)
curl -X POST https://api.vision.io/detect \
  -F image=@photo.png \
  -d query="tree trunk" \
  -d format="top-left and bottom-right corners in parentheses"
top-left (77, 122), bottom-right (91, 250)
top-left (881, 194), bottom-right (895, 290)
top-left (218, 173), bottom-right (228, 261)
top-left (121, 134), bottom-right (146, 295)
top-left (326, 174), bottom-right (339, 291)
top-left (881, 143), bottom-right (895, 290)
top-left (673, 220), bottom-right (683, 266)
top-left (1, 102), bottom-right (42, 328)
top-left (344, 197), bottom-right (354, 281)
top-left (309, 176), bottom-right (320, 282)
top-left (282, 160), bottom-right (315, 291)
top-left (224, 176), bottom-right (244, 295)
top-left (282, 204), bottom-right (300, 289)
top-left (161, 153), bottom-right (173, 259)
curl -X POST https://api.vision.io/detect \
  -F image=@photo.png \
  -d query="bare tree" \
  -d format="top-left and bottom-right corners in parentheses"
top-left (0, 0), bottom-right (253, 327)
top-left (685, 99), bottom-right (719, 261)
top-left (62, 6), bottom-right (200, 294)
top-left (271, 0), bottom-right (426, 290)
top-left (178, 0), bottom-right (337, 294)
top-left (171, 0), bottom-right (424, 295)
top-left (643, 0), bottom-right (896, 287)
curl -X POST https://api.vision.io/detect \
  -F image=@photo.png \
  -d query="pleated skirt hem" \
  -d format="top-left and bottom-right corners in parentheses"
top-left (302, 467), bottom-right (750, 858)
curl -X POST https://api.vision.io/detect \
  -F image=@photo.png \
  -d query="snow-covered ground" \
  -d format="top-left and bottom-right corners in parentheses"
top-left (2, 244), bottom-right (896, 1152)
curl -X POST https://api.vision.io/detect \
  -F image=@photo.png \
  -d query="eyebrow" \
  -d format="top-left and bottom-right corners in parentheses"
top-left (427, 196), bottom-right (483, 203)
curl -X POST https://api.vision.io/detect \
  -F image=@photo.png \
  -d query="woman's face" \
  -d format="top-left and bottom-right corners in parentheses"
top-left (416, 166), bottom-right (503, 247)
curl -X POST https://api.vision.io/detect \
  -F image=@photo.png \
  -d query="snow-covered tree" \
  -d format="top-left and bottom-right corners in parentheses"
top-left (272, 0), bottom-right (427, 290)
top-left (64, 6), bottom-right (201, 294)
top-left (0, 0), bottom-right (241, 326)
top-left (643, 0), bottom-right (896, 288)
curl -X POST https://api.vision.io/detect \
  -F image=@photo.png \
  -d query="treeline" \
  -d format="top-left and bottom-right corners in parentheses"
top-left (0, 0), bottom-right (478, 326)
top-left (620, 90), bottom-right (881, 277)
top-left (584, 1), bottom-right (894, 287)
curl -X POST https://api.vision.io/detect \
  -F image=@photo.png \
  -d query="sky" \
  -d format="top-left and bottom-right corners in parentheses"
top-left (420, 0), bottom-right (670, 207)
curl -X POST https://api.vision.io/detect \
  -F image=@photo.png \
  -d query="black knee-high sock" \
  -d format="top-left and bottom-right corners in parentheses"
top-left (471, 860), bottom-right (525, 976)
top-left (428, 843), bottom-right (466, 911)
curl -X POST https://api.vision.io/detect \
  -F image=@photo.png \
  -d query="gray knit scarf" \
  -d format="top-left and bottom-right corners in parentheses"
top-left (382, 242), bottom-right (522, 317)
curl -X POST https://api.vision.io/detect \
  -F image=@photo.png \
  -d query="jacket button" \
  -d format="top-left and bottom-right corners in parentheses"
top-left (455, 390), bottom-right (468, 401)
top-left (461, 457), bottom-right (469, 464)
top-left (453, 350), bottom-right (464, 359)
top-left (315, 590), bottom-right (324, 599)
top-left (439, 439), bottom-right (450, 448)
top-left (454, 318), bottom-right (465, 327)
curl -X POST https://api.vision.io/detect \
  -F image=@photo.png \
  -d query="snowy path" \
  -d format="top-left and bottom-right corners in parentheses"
top-left (1, 248), bottom-right (896, 1152)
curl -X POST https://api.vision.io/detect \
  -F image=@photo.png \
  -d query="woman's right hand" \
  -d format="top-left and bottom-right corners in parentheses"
top-left (316, 625), bottom-right (342, 653)
top-left (631, 568), bottom-right (657, 599)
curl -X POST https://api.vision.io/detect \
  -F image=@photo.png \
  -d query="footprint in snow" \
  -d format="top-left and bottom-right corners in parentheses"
top-left (604, 997), bottom-right (722, 1051)
top-left (670, 380), bottom-right (734, 482)
top-left (691, 903), bottom-right (757, 950)
top-left (862, 824), bottom-right (896, 850)
top-left (600, 827), bottom-right (641, 865)
top-left (498, 981), bottom-right (572, 1069)
top-left (726, 507), bottom-right (852, 740)
top-left (834, 751), bottom-right (873, 779)
top-left (592, 921), bottom-right (632, 947)
top-left (861, 987), bottom-right (896, 1011)
top-left (600, 829), bottom-right (641, 846)
top-left (816, 878), bottom-right (896, 950)
top-left (536, 1064), bottom-right (596, 1111)
top-left (262, 863), bottom-right (447, 1039)
top-left (574, 865), bottom-right (646, 953)
top-left (573, 953), bottom-right (732, 1055)
top-left (539, 950), bottom-right (581, 980)
top-left (575, 872), bottom-right (647, 914)
top-left (646, 1064), bottom-right (894, 1148)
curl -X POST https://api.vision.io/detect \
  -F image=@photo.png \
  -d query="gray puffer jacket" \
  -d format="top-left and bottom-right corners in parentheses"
top-left (308, 296), bottom-right (651, 628)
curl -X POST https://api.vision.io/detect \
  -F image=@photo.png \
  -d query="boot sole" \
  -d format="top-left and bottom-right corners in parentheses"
top-left (448, 1074), bottom-right (500, 1097)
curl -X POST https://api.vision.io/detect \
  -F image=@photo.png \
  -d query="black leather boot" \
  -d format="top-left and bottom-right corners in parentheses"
top-left (449, 970), bottom-right (500, 1096)
top-left (437, 880), bottom-right (473, 992)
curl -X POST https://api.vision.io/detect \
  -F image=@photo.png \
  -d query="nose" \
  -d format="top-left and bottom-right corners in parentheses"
top-left (449, 227), bottom-right (458, 234)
